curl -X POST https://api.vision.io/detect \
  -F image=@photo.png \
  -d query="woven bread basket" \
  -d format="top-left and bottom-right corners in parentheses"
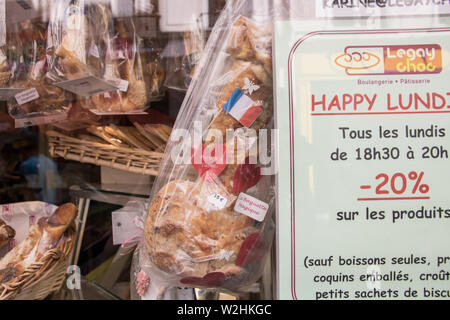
top-left (46, 130), bottom-right (164, 176)
top-left (0, 224), bottom-right (76, 300)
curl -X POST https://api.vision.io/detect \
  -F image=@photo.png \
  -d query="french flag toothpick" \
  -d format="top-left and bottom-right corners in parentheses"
top-left (222, 89), bottom-right (263, 128)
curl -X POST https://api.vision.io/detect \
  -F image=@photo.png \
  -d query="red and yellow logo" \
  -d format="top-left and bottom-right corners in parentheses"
top-left (335, 44), bottom-right (442, 76)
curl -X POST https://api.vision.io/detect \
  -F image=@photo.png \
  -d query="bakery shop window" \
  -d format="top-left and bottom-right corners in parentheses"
top-left (0, 0), bottom-right (238, 301)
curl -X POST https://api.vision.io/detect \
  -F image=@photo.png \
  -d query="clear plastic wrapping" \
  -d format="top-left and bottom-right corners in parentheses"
top-left (134, 0), bottom-right (277, 294)
top-left (84, 15), bottom-right (149, 113)
top-left (46, 0), bottom-right (149, 114)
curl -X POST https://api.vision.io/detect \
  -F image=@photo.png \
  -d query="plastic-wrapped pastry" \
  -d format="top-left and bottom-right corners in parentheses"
top-left (0, 220), bottom-right (15, 250)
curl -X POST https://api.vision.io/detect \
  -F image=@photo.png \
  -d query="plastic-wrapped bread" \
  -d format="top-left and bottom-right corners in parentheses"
top-left (0, 203), bottom-right (77, 284)
top-left (86, 16), bottom-right (148, 113)
top-left (137, 3), bottom-right (276, 294)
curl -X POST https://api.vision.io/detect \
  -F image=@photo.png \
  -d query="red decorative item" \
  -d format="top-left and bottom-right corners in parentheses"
top-left (236, 232), bottom-right (266, 267)
top-left (233, 158), bottom-right (262, 194)
top-left (180, 272), bottom-right (226, 287)
top-left (191, 144), bottom-right (227, 183)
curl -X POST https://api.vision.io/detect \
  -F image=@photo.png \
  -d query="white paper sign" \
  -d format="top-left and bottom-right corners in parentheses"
top-left (106, 77), bottom-right (129, 92)
top-left (0, 88), bottom-right (25, 101)
top-left (15, 88), bottom-right (39, 105)
top-left (234, 193), bottom-right (268, 222)
top-left (54, 76), bottom-right (119, 97)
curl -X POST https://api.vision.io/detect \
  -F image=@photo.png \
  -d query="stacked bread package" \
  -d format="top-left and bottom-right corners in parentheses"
top-left (0, 203), bottom-right (77, 286)
top-left (134, 0), bottom-right (276, 296)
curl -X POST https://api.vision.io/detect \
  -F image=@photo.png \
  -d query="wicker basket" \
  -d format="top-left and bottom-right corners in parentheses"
top-left (0, 224), bottom-right (76, 300)
top-left (46, 130), bottom-right (164, 176)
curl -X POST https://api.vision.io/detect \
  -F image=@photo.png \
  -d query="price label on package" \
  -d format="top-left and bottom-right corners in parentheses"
top-left (275, 15), bottom-right (450, 300)
top-left (207, 192), bottom-right (227, 210)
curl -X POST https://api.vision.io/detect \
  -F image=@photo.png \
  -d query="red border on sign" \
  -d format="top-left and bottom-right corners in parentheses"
top-left (287, 27), bottom-right (450, 300)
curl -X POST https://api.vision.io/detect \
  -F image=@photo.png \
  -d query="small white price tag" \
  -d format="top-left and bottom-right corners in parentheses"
top-left (234, 193), bottom-right (269, 222)
top-left (207, 193), bottom-right (227, 210)
top-left (106, 77), bottom-right (129, 92)
top-left (15, 88), bottom-right (39, 105)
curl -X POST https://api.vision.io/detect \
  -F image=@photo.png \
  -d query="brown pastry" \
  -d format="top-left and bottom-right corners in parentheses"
top-left (144, 180), bottom-right (256, 278)
top-left (54, 11), bottom-right (92, 80)
top-left (77, 134), bottom-right (108, 145)
top-left (0, 203), bottom-right (77, 284)
top-left (0, 220), bottom-right (15, 250)
top-left (55, 45), bottom-right (91, 80)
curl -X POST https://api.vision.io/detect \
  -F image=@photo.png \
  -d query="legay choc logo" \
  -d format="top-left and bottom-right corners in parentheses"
top-left (335, 45), bottom-right (442, 76)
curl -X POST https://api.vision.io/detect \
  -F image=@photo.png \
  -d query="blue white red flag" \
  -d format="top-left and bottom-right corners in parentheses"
top-left (222, 89), bottom-right (263, 128)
